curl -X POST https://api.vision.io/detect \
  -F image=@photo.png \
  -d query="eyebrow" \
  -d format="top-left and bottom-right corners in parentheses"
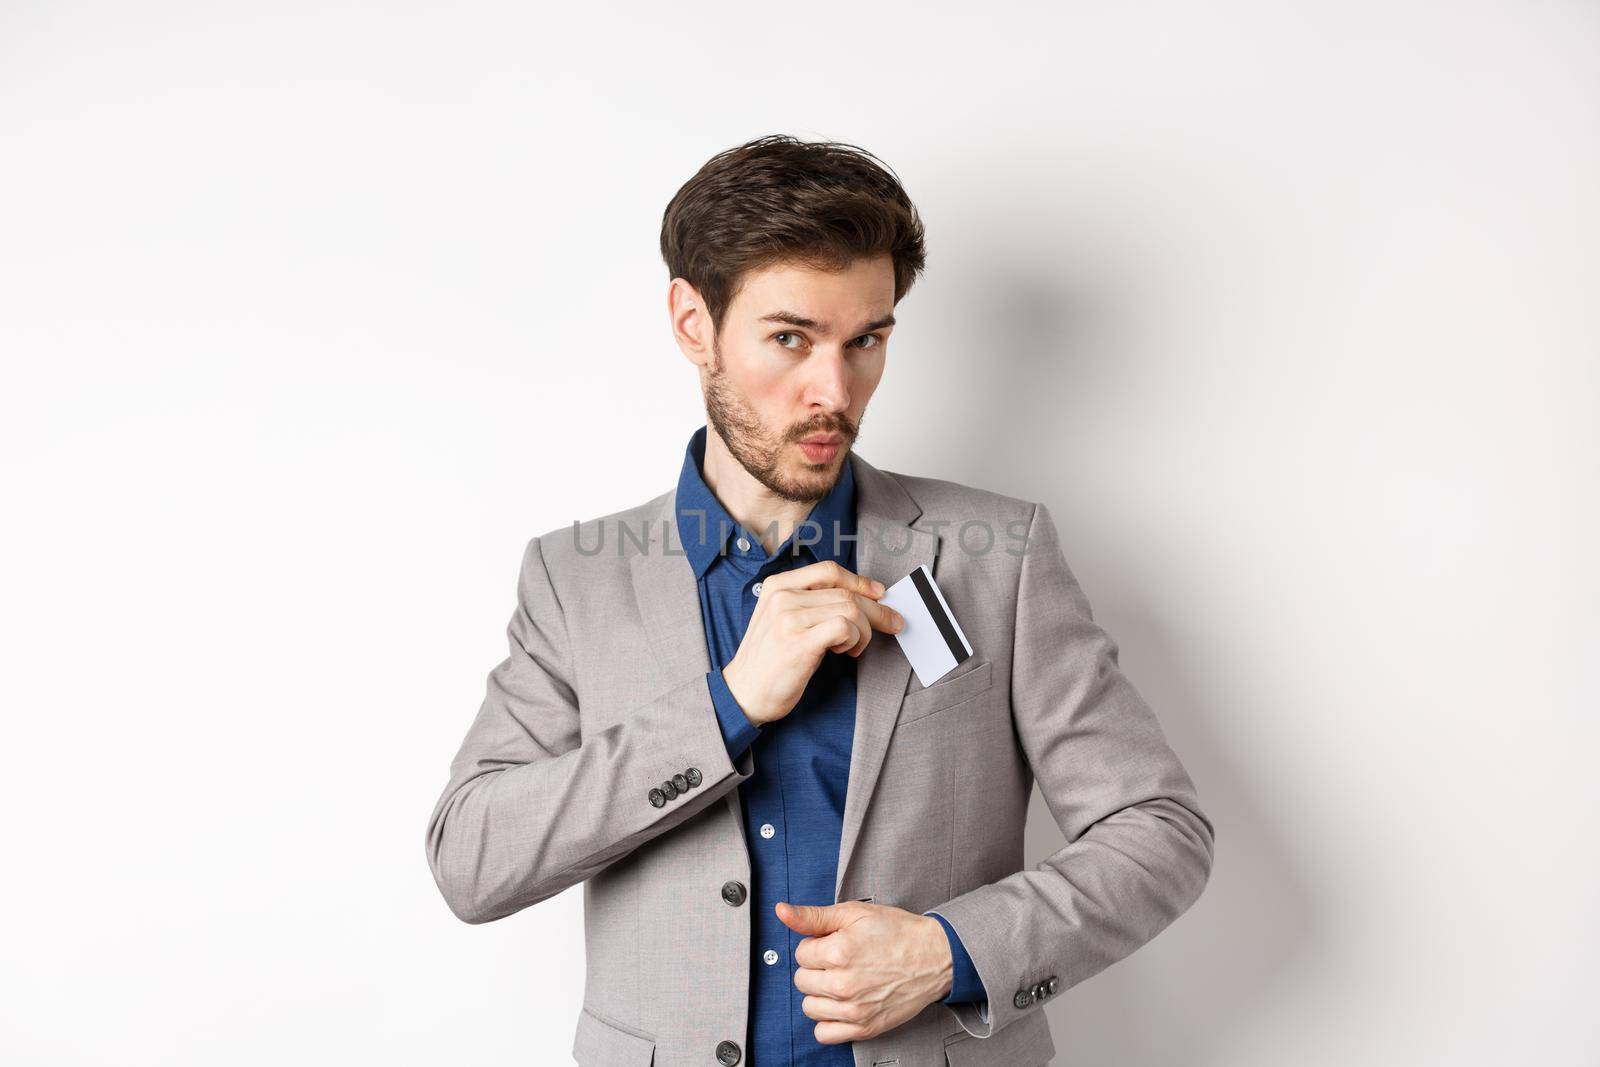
top-left (758, 310), bottom-right (896, 335)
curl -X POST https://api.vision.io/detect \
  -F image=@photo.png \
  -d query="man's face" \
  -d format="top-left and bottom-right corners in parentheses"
top-left (701, 253), bottom-right (895, 503)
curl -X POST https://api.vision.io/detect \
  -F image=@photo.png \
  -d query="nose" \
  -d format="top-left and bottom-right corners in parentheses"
top-left (803, 346), bottom-right (851, 414)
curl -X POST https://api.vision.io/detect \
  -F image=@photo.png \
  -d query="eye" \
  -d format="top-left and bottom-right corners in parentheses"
top-left (773, 331), bottom-right (806, 350)
top-left (851, 334), bottom-right (882, 350)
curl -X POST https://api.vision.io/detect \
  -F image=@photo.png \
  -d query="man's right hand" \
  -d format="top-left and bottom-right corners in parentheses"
top-left (721, 560), bottom-right (904, 727)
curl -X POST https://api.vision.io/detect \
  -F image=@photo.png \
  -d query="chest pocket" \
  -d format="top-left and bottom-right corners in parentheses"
top-left (896, 660), bottom-right (993, 727)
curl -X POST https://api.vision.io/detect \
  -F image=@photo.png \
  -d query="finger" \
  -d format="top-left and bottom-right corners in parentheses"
top-left (792, 935), bottom-right (836, 971)
top-left (841, 603), bottom-right (875, 657)
top-left (764, 587), bottom-right (870, 612)
top-left (816, 597), bottom-right (901, 657)
top-left (763, 560), bottom-right (885, 598)
top-left (790, 602), bottom-right (870, 639)
top-left (790, 962), bottom-right (839, 996)
top-left (818, 588), bottom-right (903, 631)
top-left (813, 1019), bottom-right (867, 1045)
top-left (781, 592), bottom-right (901, 636)
top-left (799, 992), bottom-right (858, 1024)
top-left (854, 593), bottom-right (903, 634)
top-left (801, 612), bottom-right (866, 657)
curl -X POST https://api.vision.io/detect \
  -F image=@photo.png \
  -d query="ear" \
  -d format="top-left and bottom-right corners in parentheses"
top-left (668, 277), bottom-right (713, 369)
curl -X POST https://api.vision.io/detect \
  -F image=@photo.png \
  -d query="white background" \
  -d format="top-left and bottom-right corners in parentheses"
top-left (2, 2), bottom-right (1596, 1064)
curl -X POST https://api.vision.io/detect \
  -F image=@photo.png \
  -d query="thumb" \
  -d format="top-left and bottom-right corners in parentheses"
top-left (775, 901), bottom-right (847, 935)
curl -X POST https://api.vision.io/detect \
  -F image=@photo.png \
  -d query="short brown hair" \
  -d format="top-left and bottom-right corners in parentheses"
top-left (660, 134), bottom-right (928, 339)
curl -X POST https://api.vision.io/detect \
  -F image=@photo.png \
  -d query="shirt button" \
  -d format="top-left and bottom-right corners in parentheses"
top-left (752, 580), bottom-right (763, 597)
top-left (763, 949), bottom-right (779, 965)
top-left (736, 537), bottom-right (750, 552)
top-left (759, 823), bottom-right (775, 839)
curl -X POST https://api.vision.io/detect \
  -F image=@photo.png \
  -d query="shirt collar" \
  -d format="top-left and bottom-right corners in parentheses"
top-left (675, 424), bottom-right (857, 579)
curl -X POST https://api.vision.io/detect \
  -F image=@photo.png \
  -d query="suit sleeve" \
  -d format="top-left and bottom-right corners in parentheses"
top-left (926, 502), bottom-right (1215, 1039)
top-left (425, 536), bottom-right (757, 924)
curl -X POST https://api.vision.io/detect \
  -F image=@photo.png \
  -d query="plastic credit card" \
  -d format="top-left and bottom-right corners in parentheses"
top-left (879, 564), bottom-right (974, 688)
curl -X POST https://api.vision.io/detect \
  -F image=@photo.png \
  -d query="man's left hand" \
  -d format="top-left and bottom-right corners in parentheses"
top-left (777, 899), bottom-right (953, 1045)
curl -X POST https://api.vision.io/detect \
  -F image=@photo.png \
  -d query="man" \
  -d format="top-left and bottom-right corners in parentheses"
top-left (425, 134), bottom-right (1214, 1067)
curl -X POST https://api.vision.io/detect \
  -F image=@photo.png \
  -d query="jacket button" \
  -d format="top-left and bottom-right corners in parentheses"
top-left (648, 787), bottom-right (666, 808)
top-left (685, 767), bottom-right (703, 787)
top-left (721, 880), bottom-right (747, 906)
top-left (662, 779), bottom-right (679, 800)
top-left (672, 773), bottom-right (689, 792)
top-left (715, 1039), bottom-right (742, 1064)
top-left (1031, 981), bottom-right (1049, 1002)
top-left (1013, 989), bottom-right (1034, 1010)
top-left (1045, 975), bottom-right (1059, 996)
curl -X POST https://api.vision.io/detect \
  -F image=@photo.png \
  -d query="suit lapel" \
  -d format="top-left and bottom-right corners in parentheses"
top-left (624, 453), bottom-right (940, 903)
top-left (629, 489), bottom-right (712, 683)
top-left (834, 451), bottom-right (937, 901)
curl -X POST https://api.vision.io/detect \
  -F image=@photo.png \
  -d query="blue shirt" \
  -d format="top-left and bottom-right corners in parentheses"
top-left (675, 425), bottom-right (987, 1065)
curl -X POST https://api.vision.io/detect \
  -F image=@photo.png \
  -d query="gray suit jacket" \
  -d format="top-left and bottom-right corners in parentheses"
top-left (425, 448), bottom-right (1215, 1067)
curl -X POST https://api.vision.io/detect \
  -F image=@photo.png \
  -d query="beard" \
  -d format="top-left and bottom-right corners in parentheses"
top-left (703, 340), bottom-right (858, 504)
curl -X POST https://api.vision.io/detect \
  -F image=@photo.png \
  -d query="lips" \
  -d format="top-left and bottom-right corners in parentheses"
top-left (797, 434), bottom-right (845, 463)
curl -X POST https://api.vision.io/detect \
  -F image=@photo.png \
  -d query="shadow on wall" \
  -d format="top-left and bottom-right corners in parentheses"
top-left (1032, 611), bottom-right (1311, 1066)
top-left (941, 239), bottom-right (1313, 1065)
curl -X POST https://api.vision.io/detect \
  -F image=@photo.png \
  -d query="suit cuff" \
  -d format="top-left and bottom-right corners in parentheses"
top-left (926, 910), bottom-right (989, 1011)
top-left (707, 668), bottom-right (761, 760)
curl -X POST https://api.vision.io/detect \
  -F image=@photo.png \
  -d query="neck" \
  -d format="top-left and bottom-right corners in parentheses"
top-left (701, 424), bottom-right (823, 554)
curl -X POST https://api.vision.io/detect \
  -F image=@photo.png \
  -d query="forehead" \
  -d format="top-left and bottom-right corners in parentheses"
top-left (728, 254), bottom-right (896, 331)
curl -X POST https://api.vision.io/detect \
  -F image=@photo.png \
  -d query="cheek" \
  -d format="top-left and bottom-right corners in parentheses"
top-left (741, 372), bottom-right (794, 411)
top-left (728, 344), bottom-right (788, 388)
top-left (718, 346), bottom-right (785, 398)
